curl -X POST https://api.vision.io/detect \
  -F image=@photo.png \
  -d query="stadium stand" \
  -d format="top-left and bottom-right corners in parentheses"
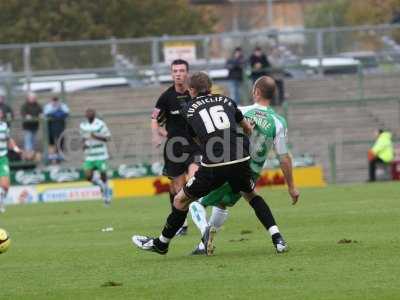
top-left (5, 72), bottom-right (400, 183)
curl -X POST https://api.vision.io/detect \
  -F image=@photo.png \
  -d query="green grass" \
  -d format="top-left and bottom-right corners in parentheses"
top-left (1, 182), bottom-right (400, 300)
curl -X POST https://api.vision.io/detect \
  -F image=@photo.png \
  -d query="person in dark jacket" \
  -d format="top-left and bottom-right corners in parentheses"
top-left (226, 47), bottom-right (245, 104)
top-left (20, 93), bottom-right (42, 156)
top-left (249, 47), bottom-right (271, 83)
top-left (0, 95), bottom-right (14, 125)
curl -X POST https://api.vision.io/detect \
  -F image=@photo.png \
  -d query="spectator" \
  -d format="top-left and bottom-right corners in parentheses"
top-left (226, 47), bottom-right (245, 104)
top-left (269, 46), bottom-right (287, 106)
top-left (368, 129), bottom-right (394, 182)
top-left (0, 95), bottom-right (14, 124)
top-left (44, 97), bottom-right (69, 163)
top-left (249, 46), bottom-right (271, 83)
top-left (20, 93), bottom-right (42, 159)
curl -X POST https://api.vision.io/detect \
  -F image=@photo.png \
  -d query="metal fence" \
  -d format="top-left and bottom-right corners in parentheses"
top-left (282, 96), bottom-right (400, 183)
top-left (8, 111), bottom-right (162, 170)
top-left (1, 24), bottom-right (400, 78)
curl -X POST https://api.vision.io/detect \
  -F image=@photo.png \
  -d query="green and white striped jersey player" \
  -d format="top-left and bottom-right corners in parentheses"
top-left (80, 109), bottom-right (112, 205)
top-left (189, 76), bottom-right (299, 255)
top-left (0, 115), bottom-right (22, 213)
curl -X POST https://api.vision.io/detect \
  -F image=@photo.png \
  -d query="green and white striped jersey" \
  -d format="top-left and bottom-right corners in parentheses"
top-left (240, 103), bottom-right (288, 174)
top-left (0, 121), bottom-right (10, 157)
top-left (80, 118), bottom-right (111, 162)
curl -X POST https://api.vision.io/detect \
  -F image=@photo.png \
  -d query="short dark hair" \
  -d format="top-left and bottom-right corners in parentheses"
top-left (254, 76), bottom-right (276, 100)
top-left (171, 59), bottom-right (189, 71)
top-left (189, 72), bottom-right (212, 94)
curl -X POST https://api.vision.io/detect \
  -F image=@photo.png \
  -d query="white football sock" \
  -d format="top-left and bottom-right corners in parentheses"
top-left (268, 225), bottom-right (280, 236)
top-left (159, 235), bottom-right (170, 244)
top-left (189, 201), bottom-right (208, 235)
top-left (0, 187), bottom-right (5, 209)
top-left (198, 241), bottom-right (205, 250)
top-left (209, 206), bottom-right (229, 229)
top-left (92, 177), bottom-right (106, 193)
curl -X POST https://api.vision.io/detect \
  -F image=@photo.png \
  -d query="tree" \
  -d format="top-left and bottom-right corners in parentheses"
top-left (345, 0), bottom-right (400, 26)
top-left (0, 0), bottom-right (216, 44)
top-left (304, 0), bottom-right (400, 55)
top-left (305, 0), bottom-right (400, 28)
top-left (304, 0), bottom-right (351, 29)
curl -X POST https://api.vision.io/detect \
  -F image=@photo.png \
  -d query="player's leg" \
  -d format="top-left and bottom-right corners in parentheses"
top-left (99, 171), bottom-right (111, 205)
top-left (84, 162), bottom-right (106, 197)
top-left (132, 188), bottom-right (192, 255)
top-left (98, 161), bottom-right (111, 205)
top-left (0, 158), bottom-right (11, 213)
top-left (170, 174), bottom-right (188, 236)
top-left (189, 183), bottom-right (233, 254)
top-left (0, 177), bottom-right (9, 213)
top-left (241, 190), bottom-right (286, 253)
top-left (175, 160), bottom-right (199, 236)
top-left (229, 161), bottom-right (287, 253)
top-left (132, 166), bottom-right (220, 255)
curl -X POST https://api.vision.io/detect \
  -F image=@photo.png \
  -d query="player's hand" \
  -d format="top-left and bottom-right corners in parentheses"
top-left (152, 135), bottom-right (163, 148)
top-left (158, 128), bottom-right (168, 138)
top-left (288, 187), bottom-right (299, 205)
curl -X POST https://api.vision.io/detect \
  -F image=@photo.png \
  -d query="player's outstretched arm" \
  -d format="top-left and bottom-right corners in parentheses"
top-left (279, 154), bottom-right (299, 205)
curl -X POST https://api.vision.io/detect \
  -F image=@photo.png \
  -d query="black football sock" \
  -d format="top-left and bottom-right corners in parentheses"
top-left (169, 192), bottom-right (175, 210)
top-left (158, 206), bottom-right (189, 243)
top-left (249, 195), bottom-right (277, 234)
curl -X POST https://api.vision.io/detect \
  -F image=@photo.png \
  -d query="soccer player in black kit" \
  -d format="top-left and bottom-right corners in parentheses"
top-left (133, 72), bottom-right (297, 255)
top-left (151, 59), bottom-right (198, 235)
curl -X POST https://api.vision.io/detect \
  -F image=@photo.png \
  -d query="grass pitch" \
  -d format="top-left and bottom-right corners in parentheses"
top-left (1, 182), bottom-right (400, 300)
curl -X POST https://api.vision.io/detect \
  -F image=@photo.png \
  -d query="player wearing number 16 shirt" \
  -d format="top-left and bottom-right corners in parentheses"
top-left (132, 72), bottom-right (289, 256)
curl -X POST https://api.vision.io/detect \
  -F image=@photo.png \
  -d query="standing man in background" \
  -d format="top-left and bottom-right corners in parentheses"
top-left (20, 93), bottom-right (42, 161)
top-left (0, 95), bottom-right (14, 125)
top-left (44, 97), bottom-right (69, 163)
top-left (151, 59), bottom-right (199, 236)
top-left (226, 47), bottom-right (245, 104)
top-left (368, 129), bottom-right (394, 182)
top-left (249, 47), bottom-right (271, 83)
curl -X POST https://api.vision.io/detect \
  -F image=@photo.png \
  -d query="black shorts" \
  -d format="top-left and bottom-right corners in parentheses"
top-left (163, 139), bottom-right (200, 178)
top-left (183, 160), bottom-right (255, 199)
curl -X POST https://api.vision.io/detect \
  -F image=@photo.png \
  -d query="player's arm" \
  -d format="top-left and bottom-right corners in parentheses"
top-left (239, 119), bottom-right (253, 136)
top-left (91, 124), bottom-right (111, 142)
top-left (234, 102), bottom-right (253, 136)
top-left (79, 126), bottom-right (89, 149)
top-left (8, 138), bottom-right (22, 154)
top-left (274, 127), bottom-right (299, 205)
top-left (279, 154), bottom-right (299, 205)
top-left (151, 96), bottom-right (168, 147)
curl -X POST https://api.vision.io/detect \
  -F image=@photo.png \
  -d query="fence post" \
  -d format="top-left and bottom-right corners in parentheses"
top-left (357, 63), bottom-right (364, 100)
top-left (60, 80), bottom-right (66, 102)
top-left (110, 37), bottom-right (118, 70)
top-left (316, 29), bottom-right (324, 77)
top-left (41, 116), bottom-right (49, 165)
top-left (329, 143), bottom-right (337, 184)
top-left (282, 101), bottom-right (289, 126)
top-left (398, 99), bottom-right (400, 129)
top-left (151, 38), bottom-right (160, 85)
top-left (203, 37), bottom-right (210, 73)
top-left (23, 45), bottom-right (32, 92)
